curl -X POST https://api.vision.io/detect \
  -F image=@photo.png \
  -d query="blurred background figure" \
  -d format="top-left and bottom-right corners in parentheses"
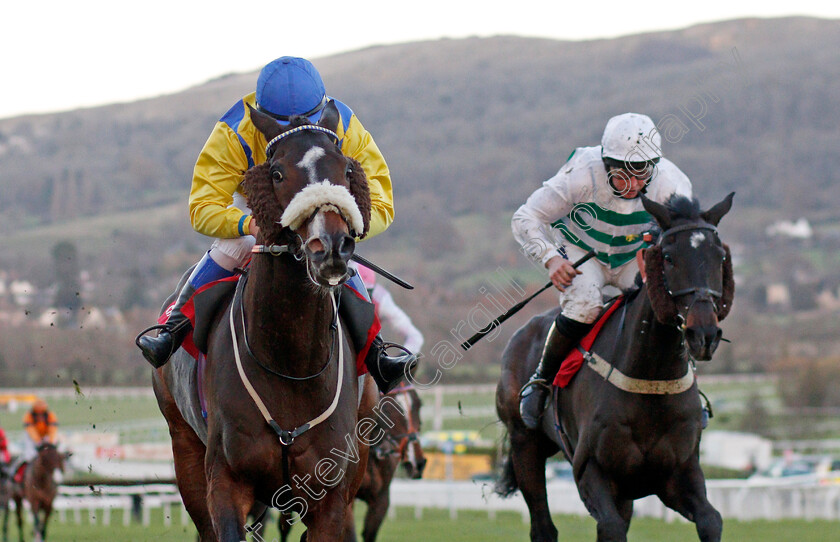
top-left (355, 264), bottom-right (424, 356)
top-left (12, 399), bottom-right (58, 481)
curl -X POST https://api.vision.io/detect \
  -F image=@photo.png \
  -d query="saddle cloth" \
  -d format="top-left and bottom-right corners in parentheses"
top-left (553, 296), bottom-right (625, 388)
top-left (157, 276), bottom-right (372, 376)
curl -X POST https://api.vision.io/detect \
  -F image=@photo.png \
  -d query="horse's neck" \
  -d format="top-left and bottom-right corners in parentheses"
top-left (612, 285), bottom-right (689, 380)
top-left (242, 257), bottom-right (334, 368)
top-left (29, 456), bottom-right (56, 486)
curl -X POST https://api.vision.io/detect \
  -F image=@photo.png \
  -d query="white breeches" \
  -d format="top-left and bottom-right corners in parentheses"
top-left (559, 244), bottom-right (640, 324)
top-left (209, 192), bottom-right (256, 271)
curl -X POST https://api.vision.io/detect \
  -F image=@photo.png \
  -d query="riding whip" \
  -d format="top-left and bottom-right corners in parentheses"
top-left (460, 249), bottom-right (596, 351)
top-left (351, 254), bottom-right (414, 290)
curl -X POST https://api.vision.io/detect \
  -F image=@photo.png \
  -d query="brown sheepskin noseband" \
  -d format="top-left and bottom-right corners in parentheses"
top-left (241, 157), bottom-right (372, 242)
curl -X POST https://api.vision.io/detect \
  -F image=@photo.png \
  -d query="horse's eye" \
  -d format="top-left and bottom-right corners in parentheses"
top-left (345, 165), bottom-right (354, 179)
top-left (663, 253), bottom-right (674, 264)
top-left (272, 169), bottom-right (283, 183)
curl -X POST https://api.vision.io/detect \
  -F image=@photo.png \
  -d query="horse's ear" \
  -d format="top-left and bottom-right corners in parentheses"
top-left (701, 191), bottom-right (735, 227)
top-left (317, 100), bottom-right (340, 134)
top-left (248, 103), bottom-right (283, 142)
top-left (641, 194), bottom-right (672, 230)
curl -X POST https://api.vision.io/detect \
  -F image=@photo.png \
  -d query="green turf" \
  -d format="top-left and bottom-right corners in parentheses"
top-left (25, 506), bottom-right (840, 541)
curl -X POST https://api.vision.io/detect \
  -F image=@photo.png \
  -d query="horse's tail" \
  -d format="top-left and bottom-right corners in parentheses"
top-left (494, 430), bottom-right (518, 498)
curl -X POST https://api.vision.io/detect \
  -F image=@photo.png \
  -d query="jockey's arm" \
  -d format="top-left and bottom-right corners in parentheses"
top-left (189, 122), bottom-right (254, 239)
top-left (338, 114), bottom-right (393, 240)
top-left (46, 425), bottom-right (58, 444)
top-left (512, 171), bottom-right (576, 266)
top-left (25, 424), bottom-right (41, 443)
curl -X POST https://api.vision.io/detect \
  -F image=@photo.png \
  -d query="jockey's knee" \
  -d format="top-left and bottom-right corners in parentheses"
top-left (560, 294), bottom-right (603, 325)
top-left (210, 237), bottom-right (255, 270)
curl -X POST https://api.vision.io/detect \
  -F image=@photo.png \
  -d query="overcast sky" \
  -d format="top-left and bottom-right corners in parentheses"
top-left (2, 1), bottom-right (837, 119)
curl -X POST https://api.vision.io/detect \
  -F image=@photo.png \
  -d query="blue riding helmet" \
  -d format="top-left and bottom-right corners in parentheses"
top-left (256, 56), bottom-right (327, 122)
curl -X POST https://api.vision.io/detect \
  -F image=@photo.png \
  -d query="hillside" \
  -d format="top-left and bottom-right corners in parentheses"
top-left (0, 16), bottom-right (839, 384)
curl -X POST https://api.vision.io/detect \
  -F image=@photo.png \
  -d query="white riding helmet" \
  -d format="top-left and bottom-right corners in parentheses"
top-left (601, 113), bottom-right (663, 163)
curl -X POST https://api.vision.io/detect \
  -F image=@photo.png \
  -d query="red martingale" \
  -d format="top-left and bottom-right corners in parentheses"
top-left (553, 297), bottom-right (625, 388)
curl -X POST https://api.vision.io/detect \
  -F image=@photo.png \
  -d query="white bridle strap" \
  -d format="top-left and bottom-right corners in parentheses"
top-left (265, 125), bottom-right (339, 156)
top-left (231, 290), bottom-right (344, 445)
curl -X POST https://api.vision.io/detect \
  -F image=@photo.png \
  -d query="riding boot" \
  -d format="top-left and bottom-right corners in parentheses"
top-left (365, 336), bottom-right (418, 394)
top-left (519, 314), bottom-right (591, 430)
top-left (339, 272), bottom-right (418, 394)
top-left (137, 282), bottom-right (196, 368)
top-left (137, 251), bottom-right (234, 368)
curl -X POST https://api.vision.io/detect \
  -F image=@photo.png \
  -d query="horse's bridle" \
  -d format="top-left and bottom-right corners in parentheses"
top-left (373, 386), bottom-right (421, 462)
top-left (657, 222), bottom-right (724, 322)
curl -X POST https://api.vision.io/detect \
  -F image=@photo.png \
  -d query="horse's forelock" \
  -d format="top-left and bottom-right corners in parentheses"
top-left (663, 195), bottom-right (702, 223)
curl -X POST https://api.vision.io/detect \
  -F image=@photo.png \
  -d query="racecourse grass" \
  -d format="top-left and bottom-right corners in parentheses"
top-left (33, 506), bottom-right (840, 541)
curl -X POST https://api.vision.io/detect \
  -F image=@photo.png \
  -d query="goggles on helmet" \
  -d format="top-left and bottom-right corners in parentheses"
top-left (603, 157), bottom-right (659, 184)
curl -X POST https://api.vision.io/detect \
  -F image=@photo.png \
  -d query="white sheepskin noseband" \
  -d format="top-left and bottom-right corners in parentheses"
top-left (280, 180), bottom-right (364, 234)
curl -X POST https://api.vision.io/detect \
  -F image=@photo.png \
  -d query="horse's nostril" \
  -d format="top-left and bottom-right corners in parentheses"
top-left (338, 234), bottom-right (355, 259)
top-left (306, 238), bottom-right (324, 254)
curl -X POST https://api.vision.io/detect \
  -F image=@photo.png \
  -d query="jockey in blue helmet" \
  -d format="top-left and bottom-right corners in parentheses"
top-left (136, 56), bottom-right (416, 394)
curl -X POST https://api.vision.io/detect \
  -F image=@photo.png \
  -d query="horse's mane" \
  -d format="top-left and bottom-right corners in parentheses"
top-left (242, 116), bottom-right (372, 244)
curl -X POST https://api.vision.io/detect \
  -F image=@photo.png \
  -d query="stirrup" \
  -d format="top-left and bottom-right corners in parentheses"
top-left (134, 324), bottom-right (169, 347)
top-left (519, 378), bottom-right (551, 400)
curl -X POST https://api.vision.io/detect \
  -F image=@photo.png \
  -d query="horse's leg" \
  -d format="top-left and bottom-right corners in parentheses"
top-left (361, 491), bottom-right (390, 542)
top-left (2, 506), bottom-right (8, 542)
top-left (278, 511), bottom-right (294, 542)
top-left (205, 456), bottom-right (254, 542)
top-left (41, 505), bottom-right (53, 541)
top-left (12, 496), bottom-right (22, 542)
top-left (509, 430), bottom-right (558, 542)
top-left (658, 463), bottom-right (722, 542)
top-left (155, 377), bottom-right (215, 541)
top-left (300, 490), bottom-right (349, 542)
top-left (575, 459), bottom-right (629, 542)
top-left (31, 507), bottom-right (41, 542)
top-left (341, 502), bottom-right (357, 542)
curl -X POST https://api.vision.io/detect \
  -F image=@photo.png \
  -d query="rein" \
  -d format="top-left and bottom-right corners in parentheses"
top-left (229, 266), bottom-right (344, 447)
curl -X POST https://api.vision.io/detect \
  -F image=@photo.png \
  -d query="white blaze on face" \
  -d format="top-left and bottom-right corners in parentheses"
top-left (690, 231), bottom-right (705, 249)
top-left (297, 146), bottom-right (326, 185)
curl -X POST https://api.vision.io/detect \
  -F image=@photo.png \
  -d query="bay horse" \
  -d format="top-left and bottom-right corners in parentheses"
top-left (277, 382), bottom-right (426, 542)
top-left (152, 101), bottom-right (377, 541)
top-left (496, 193), bottom-right (735, 542)
top-left (11, 444), bottom-right (65, 542)
top-left (355, 384), bottom-right (426, 542)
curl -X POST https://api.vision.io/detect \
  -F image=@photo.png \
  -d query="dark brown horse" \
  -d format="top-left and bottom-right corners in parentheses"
top-left (277, 382), bottom-right (426, 542)
top-left (11, 444), bottom-right (65, 542)
top-left (152, 101), bottom-right (377, 541)
top-left (496, 193), bottom-right (735, 542)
